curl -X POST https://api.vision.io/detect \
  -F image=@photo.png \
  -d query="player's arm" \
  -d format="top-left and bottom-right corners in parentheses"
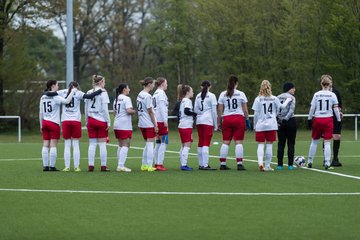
top-left (102, 102), bottom-right (111, 129)
top-left (39, 99), bottom-right (43, 131)
top-left (126, 98), bottom-right (136, 115)
top-left (84, 99), bottom-right (89, 125)
top-left (211, 104), bottom-right (218, 131)
top-left (159, 100), bottom-right (168, 127)
top-left (333, 104), bottom-right (341, 122)
top-left (57, 88), bottom-right (76, 104)
top-left (284, 98), bottom-right (295, 121)
top-left (217, 103), bottom-right (224, 130)
top-left (82, 89), bottom-right (102, 99)
top-left (148, 107), bottom-right (158, 132)
top-left (280, 97), bottom-right (292, 109)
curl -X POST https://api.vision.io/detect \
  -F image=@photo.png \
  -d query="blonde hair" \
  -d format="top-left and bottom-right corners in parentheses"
top-left (258, 80), bottom-right (272, 96)
top-left (92, 75), bottom-right (104, 90)
top-left (320, 74), bottom-right (332, 88)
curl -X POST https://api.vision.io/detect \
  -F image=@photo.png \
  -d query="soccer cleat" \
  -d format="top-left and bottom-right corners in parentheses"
top-left (288, 165), bottom-right (294, 170)
top-left (62, 167), bottom-right (70, 172)
top-left (237, 164), bottom-right (246, 171)
top-left (199, 166), bottom-right (217, 170)
top-left (325, 165), bottom-right (334, 170)
top-left (258, 165), bottom-right (265, 172)
top-left (147, 166), bottom-right (157, 172)
top-left (155, 165), bottom-right (167, 171)
top-left (180, 165), bottom-right (193, 171)
top-left (307, 163), bottom-right (312, 168)
top-left (219, 165), bottom-right (231, 170)
top-left (277, 166), bottom-right (283, 170)
top-left (88, 165), bottom-right (95, 172)
top-left (264, 166), bottom-right (274, 171)
top-left (116, 167), bottom-right (132, 172)
top-left (49, 167), bottom-right (59, 171)
top-left (43, 166), bottom-right (49, 171)
top-left (140, 165), bottom-right (149, 171)
top-left (74, 167), bottom-right (81, 172)
top-left (101, 166), bottom-right (110, 172)
top-left (331, 160), bottom-right (342, 167)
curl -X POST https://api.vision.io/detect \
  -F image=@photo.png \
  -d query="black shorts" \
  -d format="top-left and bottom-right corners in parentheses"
top-left (333, 118), bottom-right (342, 134)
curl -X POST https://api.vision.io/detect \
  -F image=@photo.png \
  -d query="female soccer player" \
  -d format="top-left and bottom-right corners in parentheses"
top-left (252, 80), bottom-right (291, 171)
top-left (54, 81), bottom-right (102, 172)
top-left (113, 83), bottom-right (136, 172)
top-left (217, 75), bottom-right (249, 170)
top-left (194, 80), bottom-right (218, 170)
top-left (307, 75), bottom-right (341, 170)
top-left (39, 80), bottom-right (76, 171)
top-left (178, 85), bottom-right (196, 171)
top-left (153, 77), bottom-right (169, 171)
top-left (276, 82), bottom-right (296, 170)
top-left (137, 77), bottom-right (158, 172)
top-left (84, 75), bottom-right (111, 172)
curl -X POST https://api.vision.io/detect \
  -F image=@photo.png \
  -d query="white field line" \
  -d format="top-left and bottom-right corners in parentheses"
top-left (0, 188), bottom-right (359, 196)
top-left (116, 145), bottom-right (360, 181)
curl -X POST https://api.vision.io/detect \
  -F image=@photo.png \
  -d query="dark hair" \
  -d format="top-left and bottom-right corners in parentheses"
top-left (155, 77), bottom-right (166, 88)
top-left (181, 85), bottom-right (192, 99)
top-left (64, 81), bottom-right (79, 107)
top-left (226, 75), bottom-right (238, 97)
top-left (200, 80), bottom-right (211, 100)
top-left (114, 83), bottom-right (128, 111)
top-left (45, 80), bottom-right (57, 91)
top-left (140, 77), bottom-right (154, 86)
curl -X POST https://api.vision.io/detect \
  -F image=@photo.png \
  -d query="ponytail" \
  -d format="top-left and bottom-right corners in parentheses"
top-left (114, 83), bottom-right (128, 111)
top-left (200, 80), bottom-right (211, 100)
top-left (45, 80), bottom-right (57, 92)
top-left (226, 75), bottom-right (238, 97)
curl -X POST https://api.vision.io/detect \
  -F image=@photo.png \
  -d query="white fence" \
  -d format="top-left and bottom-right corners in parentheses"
top-left (0, 116), bottom-right (21, 143)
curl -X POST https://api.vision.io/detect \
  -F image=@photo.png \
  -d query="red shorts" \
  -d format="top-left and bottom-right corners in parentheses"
top-left (157, 122), bottom-right (168, 136)
top-left (140, 127), bottom-right (156, 140)
top-left (222, 115), bottom-right (245, 141)
top-left (87, 117), bottom-right (108, 139)
top-left (62, 121), bottom-right (82, 139)
top-left (197, 124), bottom-right (214, 147)
top-left (312, 117), bottom-right (333, 140)
top-left (114, 130), bottom-right (133, 139)
top-left (255, 130), bottom-right (277, 142)
top-left (179, 128), bottom-right (193, 143)
top-left (42, 120), bottom-right (60, 140)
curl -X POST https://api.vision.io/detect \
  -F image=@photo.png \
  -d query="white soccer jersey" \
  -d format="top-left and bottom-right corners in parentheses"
top-left (153, 89), bottom-right (168, 123)
top-left (252, 95), bottom-right (281, 131)
top-left (39, 95), bottom-right (68, 124)
top-left (137, 90), bottom-right (155, 128)
top-left (178, 98), bottom-right (194, 128)
top-left (309, 90), bottom-right (338, 118)
top-left (84, 88), bottom-right (110, 122)
top-left (218, 90), bottom-right (248, 117)
top-left (194, 91), bottom-right (217, 126)
top-left (58, 89), bottom-right (85, 122)
top-left (113, 94), bottom-right (133, 130)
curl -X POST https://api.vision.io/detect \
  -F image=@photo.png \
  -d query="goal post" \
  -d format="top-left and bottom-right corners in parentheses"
top-left (0, 116), bottom-right (21, 143)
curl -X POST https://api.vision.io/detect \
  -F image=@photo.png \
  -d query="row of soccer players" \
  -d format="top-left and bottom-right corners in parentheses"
top-left (39, 74), bottom-right (340, 172)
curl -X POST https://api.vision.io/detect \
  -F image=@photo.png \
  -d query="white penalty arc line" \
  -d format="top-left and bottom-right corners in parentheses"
top-left (0, 188), bottom-right (359, 196)
top-left (113, 144), bottom-right (360, 181)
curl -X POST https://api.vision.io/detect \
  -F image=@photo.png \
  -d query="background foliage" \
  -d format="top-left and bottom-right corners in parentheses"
top-left (1, 0), bottom-right (360, 129)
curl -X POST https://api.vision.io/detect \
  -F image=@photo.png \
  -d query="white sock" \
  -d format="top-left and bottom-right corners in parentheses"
top-left (265, 143), bottom-right (273, 167)
top-left (118, 146), bottom-right (129, 168)
top-left (257, 144), bottom-right (265, 166)
top-left (181, 146), bottom-right (190, 166)
top-left (64, 139), bottom-right (71, 168)
top-left (99, 142), bottom-right (107, 166)
top-left (220, 144), bottom-right (229, 165)
top-left (117, 146), bottom-right (121, 162)
top-left (179, 147), bottom-right (183, 165)
top-left (158, 143), bottom-right (166, 165)
top-left (72, 139), bottom-right (80, 168)
top-left (202, 146), bottom-right (209, 167)
top-left (324, 141), bottom-right (331, 166)
top-left (307, 139), bottom-right (319, 164)
top-left (197, 147), bottom-right (203, 167)
top-left (146, 142), bottom-right (154, 166)
top-left (41, 146), bottom-right (49, 167)
top-left (142, 144), bottom-right (147, 165)
top-left (49, 147), bottom-right (57, 167)
top-left (88, 138), bottom-right (97, 166)
top-left (154, 142), bottom-right (160, 164)
top-left (235, 144), bottom-right (243, 162)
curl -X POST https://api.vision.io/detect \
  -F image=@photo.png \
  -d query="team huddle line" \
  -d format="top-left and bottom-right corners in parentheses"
top-left (39, 74), bottom-right (342, 173)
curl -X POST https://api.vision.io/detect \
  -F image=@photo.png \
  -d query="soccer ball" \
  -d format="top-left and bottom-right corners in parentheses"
top-left (294, 156), bottom-right (306, 167)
